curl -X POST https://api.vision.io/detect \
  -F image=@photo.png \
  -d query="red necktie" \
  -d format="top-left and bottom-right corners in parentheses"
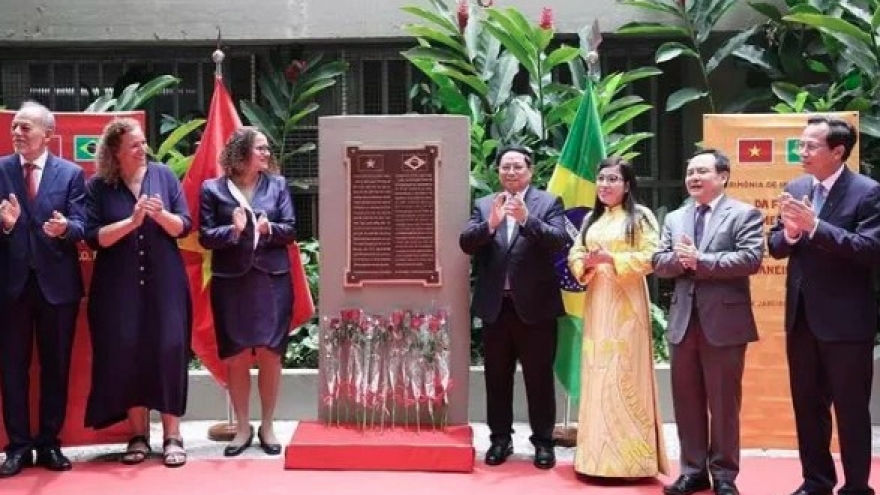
top-left (23, 162), bottom-right (36, 200)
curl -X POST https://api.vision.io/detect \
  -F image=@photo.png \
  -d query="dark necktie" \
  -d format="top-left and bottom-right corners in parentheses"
top-left (23, 162), bottom-right (36, 200)
top-left (812, 183), bottom-right (827, 214)
top-left (694, 204), bottom-right (710, 247)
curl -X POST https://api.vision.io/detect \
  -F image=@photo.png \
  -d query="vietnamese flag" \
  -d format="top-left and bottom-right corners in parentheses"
top-left (179, 75), bottom-right (242, 386)
top-left (179, 75), bottom-right (316, 387)
top-left (738, 138), bottom-right (774, 163)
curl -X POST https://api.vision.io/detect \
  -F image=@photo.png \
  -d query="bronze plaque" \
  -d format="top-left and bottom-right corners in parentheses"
top-left (344, 144), bottom-right (441, 287)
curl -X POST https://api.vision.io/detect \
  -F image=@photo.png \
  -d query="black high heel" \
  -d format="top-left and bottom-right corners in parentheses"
top-left (257, 426), bottom-right (282, 455)
top-left (223, 426), bottom-right (254, 457)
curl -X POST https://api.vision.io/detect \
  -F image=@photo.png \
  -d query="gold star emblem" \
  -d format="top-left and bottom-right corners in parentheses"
top-left (749, 145), bottom-right (762, 157)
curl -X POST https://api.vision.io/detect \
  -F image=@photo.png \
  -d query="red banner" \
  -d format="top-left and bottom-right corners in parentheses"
top-left (0, 110), bottom-right (144, 446)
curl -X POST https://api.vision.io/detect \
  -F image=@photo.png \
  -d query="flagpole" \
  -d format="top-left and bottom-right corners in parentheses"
top-left (204, 41), bottom-right (238, 442)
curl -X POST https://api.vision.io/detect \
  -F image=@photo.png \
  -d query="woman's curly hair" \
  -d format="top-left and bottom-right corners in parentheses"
top-left (219, 127), bottom-right (279, 177)
top-left (95, 117), bottom-right (142, 185)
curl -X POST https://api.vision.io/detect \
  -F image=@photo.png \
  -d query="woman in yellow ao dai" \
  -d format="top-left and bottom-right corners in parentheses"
top-left (567, 157), bottom-right (669, 479)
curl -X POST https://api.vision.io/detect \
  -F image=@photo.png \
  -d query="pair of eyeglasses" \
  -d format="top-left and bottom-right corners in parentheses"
top-left (596, 175), bottom-right (623, 184)
top-left (796, 141), bottom-right (827, 153)
top-left (499, 165), bottom-right (528, 173)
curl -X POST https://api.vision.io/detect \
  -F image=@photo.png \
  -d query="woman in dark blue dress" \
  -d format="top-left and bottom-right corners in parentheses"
top-left (84, 117), bottom-right (192, 467)
top-left (199, 127), bottom-right (296, 457)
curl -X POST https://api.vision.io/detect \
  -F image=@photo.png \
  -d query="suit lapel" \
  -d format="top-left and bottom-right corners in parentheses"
top-left (682, 202), bottom-right (695, 244)
top-left (818, 167), bottom-right (850, 221)
top-left (7, 155), bottom-right (32, 215)
top-left (699, 196), bottom-right (731, 251)
top-left (33, 155), bottom-right (60, 212)
top-left (507, 188), bottom-right (538, 253)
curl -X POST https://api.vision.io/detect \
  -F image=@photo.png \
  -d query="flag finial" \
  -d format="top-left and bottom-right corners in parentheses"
top-left (212, 49), bottom-right (225, 78)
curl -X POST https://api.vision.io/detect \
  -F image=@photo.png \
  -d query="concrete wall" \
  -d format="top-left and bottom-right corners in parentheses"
top-left (0, 0), bottom-right (780, 44)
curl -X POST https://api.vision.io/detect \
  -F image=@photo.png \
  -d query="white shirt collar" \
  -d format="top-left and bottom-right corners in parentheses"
top-left (697, 193), bottom-right (724, 212)
top-left (813, 164), bottom-right (845, 191)
top-left (20, 150), bottom-right (48, 170)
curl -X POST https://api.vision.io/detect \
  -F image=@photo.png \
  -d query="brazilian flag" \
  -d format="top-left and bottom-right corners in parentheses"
top-left (547, 79), bottom-right (606, 399)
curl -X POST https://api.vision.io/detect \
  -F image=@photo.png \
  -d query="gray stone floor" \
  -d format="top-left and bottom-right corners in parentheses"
top-left (30, 421), bottom-right (880, 463)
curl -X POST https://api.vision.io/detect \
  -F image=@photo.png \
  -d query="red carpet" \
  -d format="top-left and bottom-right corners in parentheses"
top-left (285, 421), bottom-right (475, 472)
top-left (5, 458), bottom-right (880, 495)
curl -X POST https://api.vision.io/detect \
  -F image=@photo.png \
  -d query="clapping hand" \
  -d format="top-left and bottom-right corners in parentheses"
top-left (674, 234), bottom-right (699, 270)
top-left (488, 193), bottom-right (506, 231)
top-left (232, 206), bottom-right (247, 233)
top-left (43, 210), bottom-right (68, 238)
top-left (779, 192), bottom-right (816, 236)
top-left (584, 244), bottom-right (613, 268)
top-left (144, 194), bottom-right (165, 218)
top-left (0, 193), bottom-right (21, 230)
top-left (503, 193), bottom-right (528, 224)
top-left (130, 195), bottom-right (148, 227)
top-left (256, 212), bottom-right (270, 235)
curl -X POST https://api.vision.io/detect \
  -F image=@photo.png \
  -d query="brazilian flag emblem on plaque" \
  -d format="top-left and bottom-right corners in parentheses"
top-left (73, 136), bottom-right (100, 162)
top-left (786, 138), bottom-right (801, 164)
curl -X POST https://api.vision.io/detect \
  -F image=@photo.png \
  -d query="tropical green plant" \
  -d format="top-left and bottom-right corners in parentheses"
top-left (153, 115), bottom-right (206, 178)
top-left (617, 0), bottom-right (759, 112)
top-left (403, 0), bottom-right (660, 194)
top-left (239, 54), bottom-right (347, 165)
top-left (84, 75), bottom-right (181, 112)
top-left (283, 238), bottom-right (320, 368)
top-left (731, 0), bottom-right (880, 172)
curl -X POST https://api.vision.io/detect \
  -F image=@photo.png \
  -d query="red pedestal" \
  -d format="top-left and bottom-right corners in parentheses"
top-left (284, 421), bottom-right (475, 472)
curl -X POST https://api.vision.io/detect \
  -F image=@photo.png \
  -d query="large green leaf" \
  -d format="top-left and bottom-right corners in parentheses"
top-left (84, 92), bottom-right (115, 112)
top-left (833, 33), bottom-right (880, 75)
top-left (544, 46), bottom-right (580, 72)
top-left (770, 81), bottom-right (802, 107)
top-left (400, 5), bottom-right (459, 35)
top-left (606, 132), bottom-right (653, 157)
top-left (258, 76), bottom-right (289, 122)
top-left (783, 13), bottom-right (873, 45)
top-left (731, 44), bottom-right (784, 78)
top-left (706, 26), bottom-right (759, 73)
top-left (406, 25), bottom-right (468, 56)
top-left (114, 83), bottom-right (140, 111)
top-left (602, 104), bottom-right (652, 135)
top-left (839, 0), bottom-right (873, 27)
top-left (617, 66), bottom-right (663, 85)
top-left (240, 99), bottom-right (282, 145)
top-left (481, 22), bottom-right (538, 77)
top-left (486, 52), bottom-right (518, 108)
top-left (284, 102), bottom-right (320, 130)
top-left (695, 0), bottom-right (740, 44)
top-left (406, 57), bottom-right (470, 115)
top-left (873, 3), bottom-right (880, 30)
top-left (129, 75), bottom-right (181, 110)
top-left (665, 87), bottom-right (708, 111)
top-left (155, 118), bottom-right (205, 160)
top-left (749, 1), bottom-right (783, 21)
top-left (602, 95), bottom-right (647, 116)
top-left (435, 65), bottom-right (489, 96)
top-left (617, 22), bottom-right (690, 38)
top-left (655, 41), bottom-right (701, 64)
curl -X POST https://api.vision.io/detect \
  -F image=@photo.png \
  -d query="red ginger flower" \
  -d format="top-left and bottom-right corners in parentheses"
top-left (284, 60), bottom-right (307, 83)
top-left (539, 7), bottom-right (553, 30)
top-left (457, 0), bottom-right (469, 32)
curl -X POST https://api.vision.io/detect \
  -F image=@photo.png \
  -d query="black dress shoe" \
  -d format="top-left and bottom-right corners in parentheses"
top-left (714, 480), bottom-right (739, 495)
top-left (0, 450), bottom-right (34, 478)
top-left (484, 441), bottom-right (513, 466)
top-left (533, 444), bottom-right (556, 469)
top-left (223, 426), bottom-right (254, 457)
top-left (663, 474), bottom-right (712, 495)
top-left (257, 427), bottom-right (282, 456)
top-left (36, 447), bottom-right (72, 471)
top-left (787, 488), bottom-right (832, 495)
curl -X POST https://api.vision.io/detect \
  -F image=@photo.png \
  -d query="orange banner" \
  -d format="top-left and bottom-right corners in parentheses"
top-left (703, 112), bottom-right (859, 449)
top-left (0, 110), bottom-right (145, 446)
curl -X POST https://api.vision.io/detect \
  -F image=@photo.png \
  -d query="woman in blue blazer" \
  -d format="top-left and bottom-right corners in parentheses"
top-left (198, 127), bottom-right (297, 457)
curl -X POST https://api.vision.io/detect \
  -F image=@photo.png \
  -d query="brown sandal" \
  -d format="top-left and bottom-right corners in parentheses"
top-left (162, 437), bottom-right (187, 468)
top-left (121, 435), bottom-right (151, 465)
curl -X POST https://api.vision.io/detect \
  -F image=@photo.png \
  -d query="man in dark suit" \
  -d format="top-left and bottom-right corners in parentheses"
top-left (459, 145), bottom-right (567, 470)
top-left (768, 116), bottom-right (880, 495)
top-left (0, 101), bottom-right (86, 477)
top-left (653, 150), bottom-right (764, 495)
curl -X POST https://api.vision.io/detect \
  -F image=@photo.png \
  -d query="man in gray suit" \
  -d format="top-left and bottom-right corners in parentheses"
top-left (653, 149), bottom-right (764, 495)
